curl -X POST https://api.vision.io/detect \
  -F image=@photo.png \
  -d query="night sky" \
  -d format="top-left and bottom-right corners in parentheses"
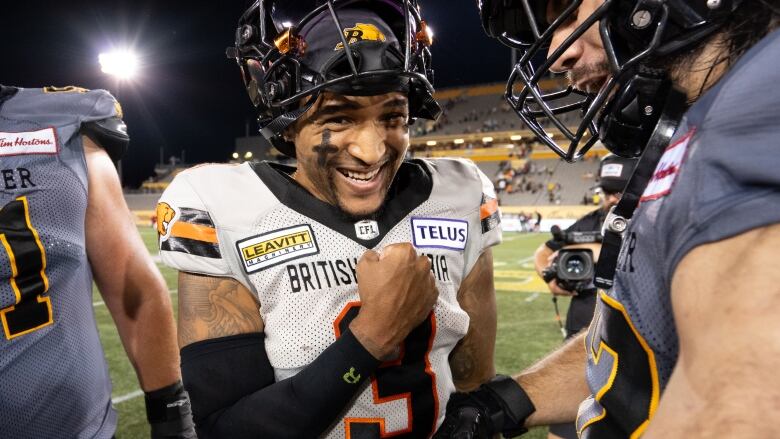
top-left (2, 1), bottom-right (512, 187)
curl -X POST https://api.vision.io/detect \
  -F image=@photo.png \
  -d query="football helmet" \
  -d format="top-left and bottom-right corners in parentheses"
top-left (228, 0), bottom-right (441, 156)
top-left (478, 0), bottom-right (743, 161)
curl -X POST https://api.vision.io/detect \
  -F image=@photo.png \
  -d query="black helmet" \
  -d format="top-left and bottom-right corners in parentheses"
top-left (478, 0), bottom-right (743, 161)
top-left (228, 0), bottom-right (442, 156)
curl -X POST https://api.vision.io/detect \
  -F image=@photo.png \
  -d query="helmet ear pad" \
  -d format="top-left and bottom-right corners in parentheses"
top-left (244, 59), bottom-right (265, 108)
top-left (245, 58), bottom-right (296, 114)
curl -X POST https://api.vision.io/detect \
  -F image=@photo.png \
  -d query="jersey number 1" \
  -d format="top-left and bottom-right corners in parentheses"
top-left (335, 302), bottom-right (439, 438)
top-left (0, 196), bottom-right (53, 340)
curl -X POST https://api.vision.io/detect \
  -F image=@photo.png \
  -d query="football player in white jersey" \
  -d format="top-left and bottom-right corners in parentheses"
top-left (156, 1), bottom-right (517, 438)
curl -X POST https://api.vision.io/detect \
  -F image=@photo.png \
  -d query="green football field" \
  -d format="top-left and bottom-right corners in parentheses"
top-left (98, 227), bottom-right (569, 438)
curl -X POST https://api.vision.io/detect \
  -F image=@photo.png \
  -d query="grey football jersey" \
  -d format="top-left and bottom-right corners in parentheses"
top-left (0, 86), bottom-right (121, 438)
top-left (158, 158), bottom-right (502, 437)
top-left (577, 30), bottom-right (780, 438)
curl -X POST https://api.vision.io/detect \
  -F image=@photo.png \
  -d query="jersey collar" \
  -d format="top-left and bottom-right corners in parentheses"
top-left (252, 160), bottom-right (433, 248)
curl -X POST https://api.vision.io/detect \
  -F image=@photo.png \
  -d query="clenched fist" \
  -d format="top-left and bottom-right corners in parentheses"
top-left (350, 243), bottom-right (438, 359)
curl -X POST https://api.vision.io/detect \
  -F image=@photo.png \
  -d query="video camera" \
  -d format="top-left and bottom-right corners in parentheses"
top-left (542, 226), bottom-right (602, 293)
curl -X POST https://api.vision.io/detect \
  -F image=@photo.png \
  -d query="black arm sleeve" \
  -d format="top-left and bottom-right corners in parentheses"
top-left (181, 330), bottom-right (381, 439)
top-left (81, 117), bottom-right (129, 161)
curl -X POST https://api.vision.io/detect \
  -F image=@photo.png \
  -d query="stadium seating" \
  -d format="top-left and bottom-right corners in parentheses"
top-left (482, 158), bottom-right (601, 206)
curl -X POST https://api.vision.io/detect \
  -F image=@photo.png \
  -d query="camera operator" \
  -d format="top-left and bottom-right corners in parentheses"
top-left (533, 155), bottom-right (636, 439)
top-left (534, 155), bottom-right (636, 335)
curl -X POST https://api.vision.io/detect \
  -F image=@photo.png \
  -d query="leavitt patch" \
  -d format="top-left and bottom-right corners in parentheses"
top-left (237, 225), bottom-right (319, 273)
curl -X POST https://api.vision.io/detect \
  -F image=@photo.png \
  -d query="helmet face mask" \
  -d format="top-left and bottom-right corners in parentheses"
top-left (479, 0), bottom-right (742, 161)
top-left (229, 0), bottom-right (441, 156)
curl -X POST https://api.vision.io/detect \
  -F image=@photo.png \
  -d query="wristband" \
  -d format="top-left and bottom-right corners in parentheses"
top-left (145, 380), bottom-right (196, 439)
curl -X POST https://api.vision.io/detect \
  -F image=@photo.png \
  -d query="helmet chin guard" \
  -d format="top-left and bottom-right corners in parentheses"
top-left (478, 0), bottom-right (742, 161)
top-left (228, 0), bottom-right (441, 157)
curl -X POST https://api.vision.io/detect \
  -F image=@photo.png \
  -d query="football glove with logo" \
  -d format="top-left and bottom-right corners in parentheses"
top-left (435, 375), bottom-right (535, 439)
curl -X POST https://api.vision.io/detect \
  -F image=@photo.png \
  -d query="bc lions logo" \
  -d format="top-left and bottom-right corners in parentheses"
top-left (335, 23), bottom-right (386, 50)
top-left (156, 202), bottom-right (178, 240)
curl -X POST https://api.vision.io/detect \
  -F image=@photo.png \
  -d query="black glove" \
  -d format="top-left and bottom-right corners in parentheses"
top-left (145, 380), bottom-right (197, 439)
top-left (435, 375), bottom-right (535, 439)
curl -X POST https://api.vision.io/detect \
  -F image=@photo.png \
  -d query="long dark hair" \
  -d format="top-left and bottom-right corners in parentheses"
top-left (662, 0), bottom-right (780, 101)
top-left (723, 0), bottom-right (780, 65)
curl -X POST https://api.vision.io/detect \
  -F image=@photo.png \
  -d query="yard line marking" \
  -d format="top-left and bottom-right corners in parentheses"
top-left (524, 292), bottom-right (540, 303)
top-left (93, 289), bottom-right (178, 307)
top-left (112, 389), bottom-right (144, 405)
top-left (494, 278), bottom-right (533, 291)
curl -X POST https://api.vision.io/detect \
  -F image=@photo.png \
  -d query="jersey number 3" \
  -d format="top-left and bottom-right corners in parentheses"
top-left (0, 197), bottom-right (53, 340)
top-left (335, 302), bottom-right (439, 438)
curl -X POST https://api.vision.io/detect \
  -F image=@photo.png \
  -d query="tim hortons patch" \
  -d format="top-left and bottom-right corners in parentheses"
top-left (641, 129), bottom-right (695, 202)
top-left (0, 128), bottom-right (59, 157)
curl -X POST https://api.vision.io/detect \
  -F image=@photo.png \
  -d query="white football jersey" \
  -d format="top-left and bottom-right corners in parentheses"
top-left (158, 158), bottom-right (502, 438)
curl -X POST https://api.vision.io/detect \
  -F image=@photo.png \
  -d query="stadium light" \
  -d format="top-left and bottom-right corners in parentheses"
top-left (510, 135), bottom-right (523, 141)
top-left (453, 139), bottom-right (465, 145)
top-left (482, 136), bottom-right (494, 143)
top-left (232, 152), bottom-right (239, 159)
top-left (426, 140), bottom-right (437, 146)
top-left (425, 24), bottom-right (435, 40)
top-left (98, 50), bottom-right (140, 80)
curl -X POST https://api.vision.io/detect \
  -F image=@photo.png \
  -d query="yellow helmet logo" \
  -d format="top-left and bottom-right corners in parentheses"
top-left (43, 86), bottom-right (89, 94)
top-left (156, 202), bottom-right (178, 240)
top-left (335, 23), bottom-right (386, 50)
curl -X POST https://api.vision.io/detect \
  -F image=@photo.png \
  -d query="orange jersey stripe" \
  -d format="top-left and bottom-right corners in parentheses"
top-left (480, 198), bottom-right (499, 220)
top-left (170, 222), bottom-right (218, 244)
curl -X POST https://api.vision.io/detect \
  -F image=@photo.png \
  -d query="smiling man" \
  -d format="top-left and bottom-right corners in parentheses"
top-left (156, 1), bottom-right (503, 438)
top-left (289, 92), bottom-right (411, 216)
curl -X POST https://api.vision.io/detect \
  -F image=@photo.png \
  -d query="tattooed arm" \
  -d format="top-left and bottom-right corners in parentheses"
top-left (177, 272), bottom-right (263, 348)
top-left (449, 250), bottom-right (498, 392)
top-left (177, 271), bottom-right (383, 438)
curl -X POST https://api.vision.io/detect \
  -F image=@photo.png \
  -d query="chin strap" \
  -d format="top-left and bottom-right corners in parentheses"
top-left (594, 85), bottom-right (688, 290)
